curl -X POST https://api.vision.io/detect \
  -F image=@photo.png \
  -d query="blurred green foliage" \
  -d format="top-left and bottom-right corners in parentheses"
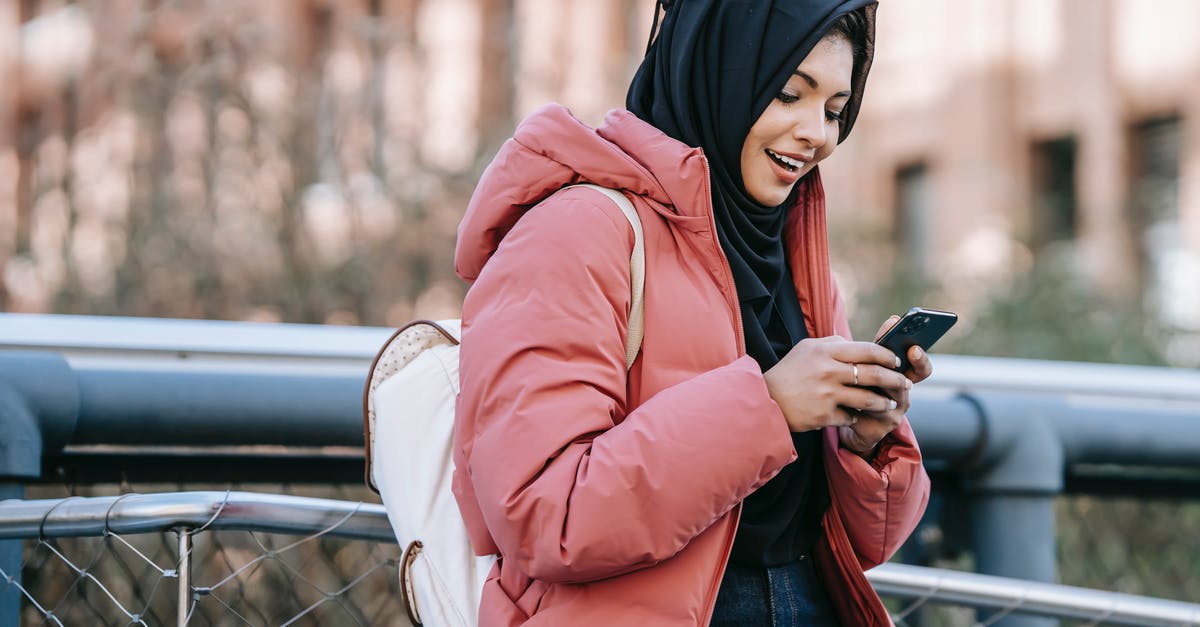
top-left (854, 256), bottom-right (1170, 367)
top-left (855, 256), bottom-right (1199, 609)
top-left (1057, 497), bottom-right (1200, 603)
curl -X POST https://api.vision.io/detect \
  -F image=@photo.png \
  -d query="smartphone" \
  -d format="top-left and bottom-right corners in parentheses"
top-left (876, 307), bottom-right (958, 372)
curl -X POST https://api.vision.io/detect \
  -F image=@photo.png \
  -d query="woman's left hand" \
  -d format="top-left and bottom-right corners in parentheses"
top-left (838, 315), bottom-right (935, 458)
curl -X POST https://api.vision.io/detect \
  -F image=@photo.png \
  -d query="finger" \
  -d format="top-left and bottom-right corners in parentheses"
top-left (907, 346), bottom-right (933, 383)
top-left (861, 388), bottom-right (909, 416)
top-left (874, 315), bottom-right (901, 342)
top-left (849, 403), bottom-right (902, 432)
top-left (836, 407), bottom-right (859, 427)
top-left (829, 341), bottom-right (903, 370)
top-left (864, 381), bottom-right (910, 406)
top-left (840, 423), bottom-right (880, 455)
top-left (853, 363), bottom-right (912, 392)
top-left (837, 386), bottom-right (898, 414)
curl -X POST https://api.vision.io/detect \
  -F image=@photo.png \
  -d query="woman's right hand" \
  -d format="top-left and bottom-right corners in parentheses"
top-left (763, 336), bottom-right (912, 433)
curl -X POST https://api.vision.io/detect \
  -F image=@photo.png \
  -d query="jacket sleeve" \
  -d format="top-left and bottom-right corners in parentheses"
top-left (823, 280), bottom-right (931, 570)
top-left (457, 194), bottom-right (798, 584)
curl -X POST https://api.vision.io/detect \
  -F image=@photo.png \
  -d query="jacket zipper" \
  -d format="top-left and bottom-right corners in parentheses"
top-left (697, 155), bottom-right (748, 626)
top-left (698, 156), bottom-right (746, 357)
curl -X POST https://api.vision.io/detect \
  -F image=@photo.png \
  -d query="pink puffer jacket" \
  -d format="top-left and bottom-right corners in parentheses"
top-left (453, 104), bottom-right (930, 626)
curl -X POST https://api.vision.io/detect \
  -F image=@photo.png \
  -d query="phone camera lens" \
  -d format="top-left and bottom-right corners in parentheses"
top-left (901, 316), bottom-right (929, 334)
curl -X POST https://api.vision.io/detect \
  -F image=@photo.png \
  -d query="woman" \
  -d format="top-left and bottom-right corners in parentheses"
top-left (452, 1), bottom-right (930, 625)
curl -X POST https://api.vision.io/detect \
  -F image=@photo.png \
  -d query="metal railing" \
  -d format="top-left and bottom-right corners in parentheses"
top-left (873, 564), bottom-right (1200, 626)
top-left (3, 313), bottom-right (1200, 625)
top-left (0, 492), bottom-right (402, 626)
top-left (5, 313), bottom-right (1199, 399)
top-left (1, 492), bottom-right (1197, 627)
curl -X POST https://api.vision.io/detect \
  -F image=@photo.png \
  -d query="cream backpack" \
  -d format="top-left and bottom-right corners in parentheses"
top-left (363, 185), bottom-right (646, 626)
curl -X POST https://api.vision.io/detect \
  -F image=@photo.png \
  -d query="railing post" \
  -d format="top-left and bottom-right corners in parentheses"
top-left (964, 393), bottom-right (1065, 627)
top-left (2, 352), bottom-right (83, 624)
top-left (1, 374), bottom-right (45, 627)
top-left (176, 528), bottom-right (192, 627)
top-left (0, 482), bottom-right (22, 626)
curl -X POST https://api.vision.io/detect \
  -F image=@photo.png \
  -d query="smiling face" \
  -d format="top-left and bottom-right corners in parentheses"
top-left (739, 34), bottom-right (854, 206)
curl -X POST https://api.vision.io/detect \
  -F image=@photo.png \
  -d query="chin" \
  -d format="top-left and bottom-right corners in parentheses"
top-left (751, 186), bottom-right (793, 207)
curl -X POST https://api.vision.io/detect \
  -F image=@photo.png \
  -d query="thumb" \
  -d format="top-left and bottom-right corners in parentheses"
top-left (874, 315), bottom-right (901, 342)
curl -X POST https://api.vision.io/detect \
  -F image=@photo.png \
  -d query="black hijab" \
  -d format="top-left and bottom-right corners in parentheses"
top-left (626, 0), bottom-right (878, 566)
top-left (627, 0), bottom-right (876, 371)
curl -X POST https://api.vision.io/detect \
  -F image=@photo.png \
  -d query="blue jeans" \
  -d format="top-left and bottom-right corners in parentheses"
top-left (709, 557), bottom-right (840, 626)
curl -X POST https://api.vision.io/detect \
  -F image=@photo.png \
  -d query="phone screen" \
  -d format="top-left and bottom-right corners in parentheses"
top-left (876, 307), bottom-right (958, 372)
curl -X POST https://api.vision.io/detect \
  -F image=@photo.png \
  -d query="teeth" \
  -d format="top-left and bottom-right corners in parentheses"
top-left (767, 149), bottom-right (803, 170)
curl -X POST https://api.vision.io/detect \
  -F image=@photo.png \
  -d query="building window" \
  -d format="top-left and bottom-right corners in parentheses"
top-left (1129, 115), bottom-right (1197, 329)
top-left (1030, 136), bottom-right (1077, 250)
top-left (895, 162), bottom-right (931, 277)
top-left (1131, 117), bottom-right (1182, 230)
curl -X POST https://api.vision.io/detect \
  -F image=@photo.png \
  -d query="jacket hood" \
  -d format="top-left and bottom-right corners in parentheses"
top-left (455, 104), bottom-right (713, 282)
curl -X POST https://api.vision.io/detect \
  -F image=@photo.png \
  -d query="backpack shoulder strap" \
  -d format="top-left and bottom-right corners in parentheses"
top-left (566, 184), bottom-right (645, 371)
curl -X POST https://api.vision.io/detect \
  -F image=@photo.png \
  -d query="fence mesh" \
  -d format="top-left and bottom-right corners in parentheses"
top-left (6, 484), bottom-right (406, 627)
top-left (4, 485), bottom-right (1198, 626)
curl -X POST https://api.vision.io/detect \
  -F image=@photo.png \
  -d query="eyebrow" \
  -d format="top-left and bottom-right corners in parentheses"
top-left (792, 70), bottom-right (851, 98)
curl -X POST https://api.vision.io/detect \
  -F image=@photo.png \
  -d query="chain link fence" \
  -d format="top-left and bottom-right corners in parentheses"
top-left (3, 488), bottom-right (406, 627)
top-left (3, 491), bottom-right (1199, 627)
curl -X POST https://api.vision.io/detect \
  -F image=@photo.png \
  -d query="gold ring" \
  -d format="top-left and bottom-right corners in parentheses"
top-left (852, 363), bottom-right (859, 386)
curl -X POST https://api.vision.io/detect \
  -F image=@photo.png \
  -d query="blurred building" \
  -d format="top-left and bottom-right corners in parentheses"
top-left (820, 0), bottom-right (1200, 336)
top-left (0, 0), bottom-right (649, 324)
top-left (1, 0), bottom-right (1197, 357)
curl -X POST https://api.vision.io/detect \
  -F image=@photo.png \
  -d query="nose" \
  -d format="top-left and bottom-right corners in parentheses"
top-left (790, 105), bottom-right (828, 150)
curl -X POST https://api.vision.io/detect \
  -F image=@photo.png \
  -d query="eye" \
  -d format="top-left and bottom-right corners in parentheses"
top-left (825, 109), bottom-right (845, 123)
top-left (775, 91), bottom-right (799, 105)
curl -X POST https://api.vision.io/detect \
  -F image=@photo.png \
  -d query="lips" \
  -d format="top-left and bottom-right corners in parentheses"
top-left (765, 148), bottom-right (808, 172)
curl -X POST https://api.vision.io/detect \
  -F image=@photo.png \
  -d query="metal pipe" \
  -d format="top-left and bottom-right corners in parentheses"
top-left (0, 385), bottom-right (42, 479)
top-left (910, 393), bottom-right (1200, 471)
top-left (969, 495), bottom-right (1058, 627)
top-left (0, 353), bottom-right (78, 461)
top-left (956, 394), bottom-right (1065, 626)
top-left (54, 369), bottom-right (1200, 467)
top-left (0, 491), bottom-right (394, 542)
top-left (0, 483), bottom-right (23, 627)
top-left (2, 491), bottom-right (1198, 627)
top-left (4, 313), bottom-right (1200, 623)
top-left (924, 354), bottom-right (1200, 402)
top-left (8, 314), bottom-right (1200, 403)
top-left (0, 313), bottom-right (390, 364)
top-left (176, 529), bottom-right (191, 627)
top-left (869, 562), bottom-right (1200, 626)
top-left (4, 314), bottom-right (1199, 470)
top-left (70, 367), bottom-right (364, 446)
top-left (902, 390), bottom-right (985, 464)
top-left (1053, 397), bottom-right (1200, 466)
